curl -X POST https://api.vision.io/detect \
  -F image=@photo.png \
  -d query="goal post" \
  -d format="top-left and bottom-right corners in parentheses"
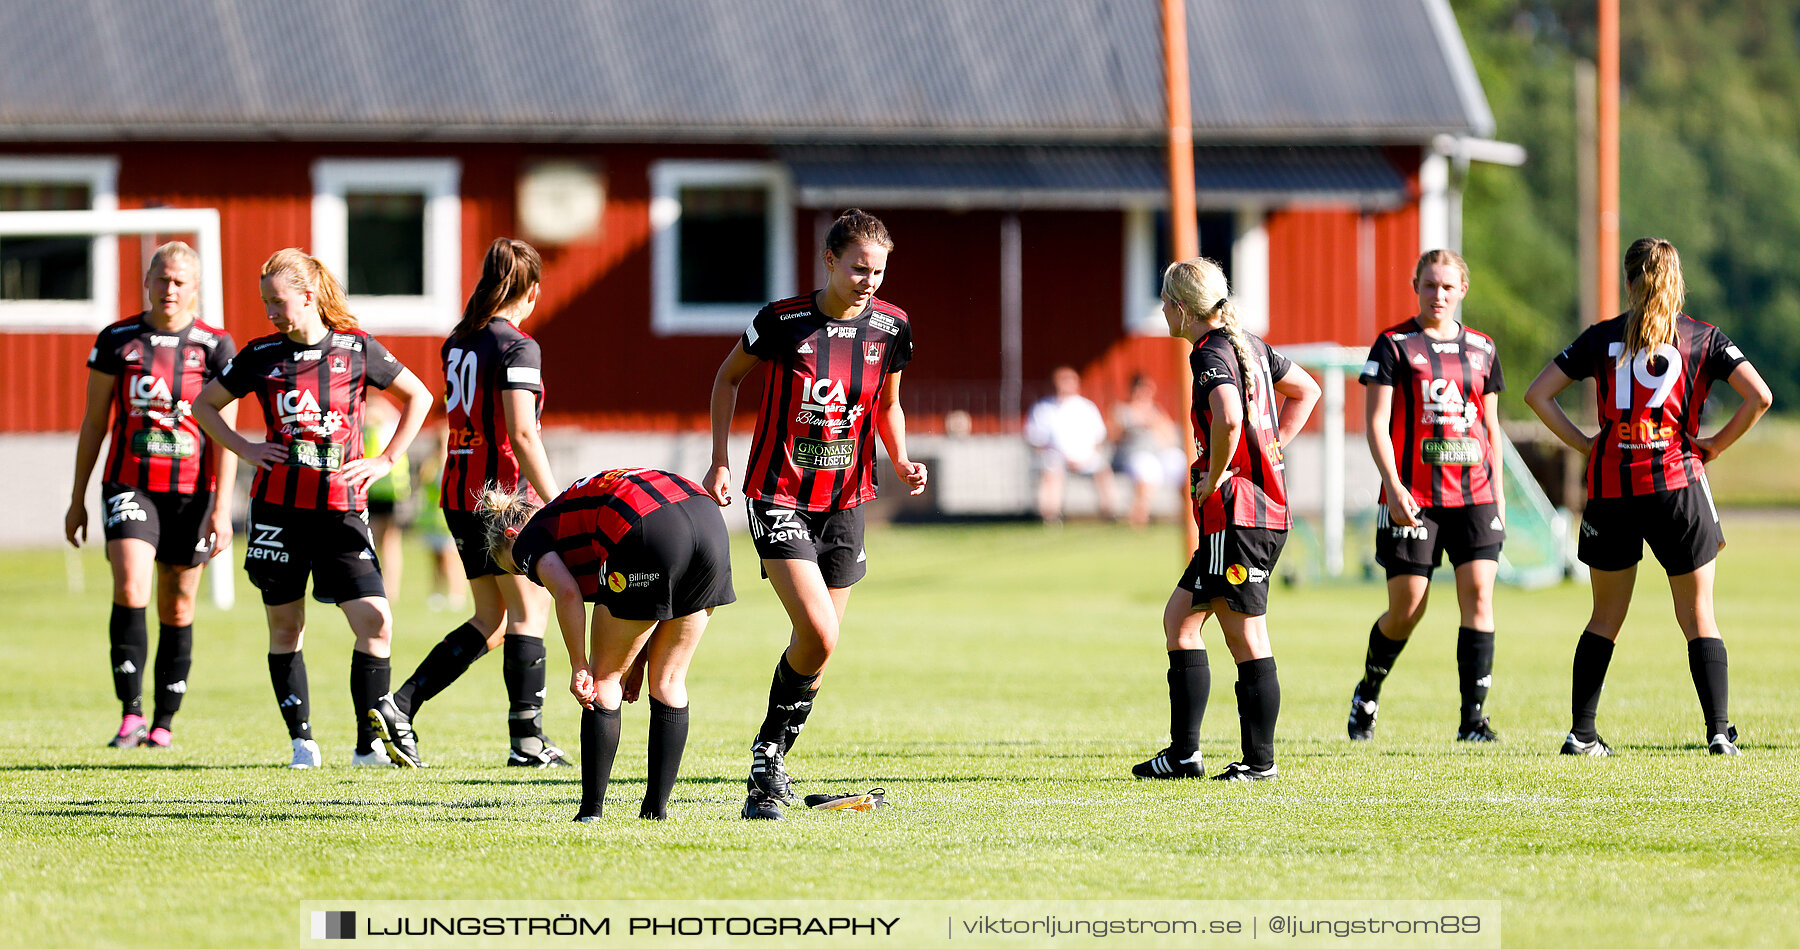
top-left (0, 207), bottom-right (234, 607)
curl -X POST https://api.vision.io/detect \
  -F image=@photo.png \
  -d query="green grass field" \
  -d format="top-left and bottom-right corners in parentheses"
top-left (3, 518), bottom-right (1797, 948)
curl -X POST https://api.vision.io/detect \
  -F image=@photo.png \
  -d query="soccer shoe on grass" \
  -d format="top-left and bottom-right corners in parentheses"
top-left (108, 714), bottom-right (148, 748)
top-left (741, 788), bottom-right (784, 821)
top-left (804, 789), bottom-right (888, 812)
top-left (1457, 718), bottom-right (1500, 742)
top-left (1210, 761), bottom-right (1278, 782)
top-left (368, 694), bottom-right (425, 768)
top-left (749, 740), bottom-right (797, 804)
top-left (1347, 688), bottom-right (1378, 741)
top-left (1559, 733), bottom-right (1612, 757)
top-left (507, 734), bottom-right (572, 768)
top-left (1131, 748), bottom-right (1204, 779)
top-left (142, 726), bottom-right (173, 748)
top-left (1709, 733), bottom-right (1741, 755)
top-left (289, 738), bottom-right (322, 769)
top-left (351, 747), bottom-right (394, 767)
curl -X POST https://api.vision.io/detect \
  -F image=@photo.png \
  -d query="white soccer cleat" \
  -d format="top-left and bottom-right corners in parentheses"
top-left (289, 738), bottom-right (323, 769)
top-left (351, 747), bottom-right (395, 767)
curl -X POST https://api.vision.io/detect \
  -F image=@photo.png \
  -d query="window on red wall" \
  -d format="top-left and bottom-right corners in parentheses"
top-left (0, 156), bottom-right (119, 332)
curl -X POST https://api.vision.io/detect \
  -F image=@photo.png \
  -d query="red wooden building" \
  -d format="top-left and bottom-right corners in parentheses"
top-left (0, 0), bottom-right (1498, 435)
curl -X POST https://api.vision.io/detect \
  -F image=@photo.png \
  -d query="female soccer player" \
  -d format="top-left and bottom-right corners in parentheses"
top-left (1524, 238), bottom-right (1770, 756)
top-left (479, 468), bottom-right (734, 821)
top-left (1345, 250), bottom-right (1506, 743)
top-left (192, 249), bottom-right (432, 768)
top-left (66, 242), bottom-right (236, 749)
top-left (369, 238), bottom-right (566, 769)
top-left (1132, 257), bottom-right (1318, 782)
top-left (705, 209), bottom-right (927, 820)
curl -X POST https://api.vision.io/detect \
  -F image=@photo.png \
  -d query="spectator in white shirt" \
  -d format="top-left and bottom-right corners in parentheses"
top-left (1025, 366), bottom-right (1117, 523)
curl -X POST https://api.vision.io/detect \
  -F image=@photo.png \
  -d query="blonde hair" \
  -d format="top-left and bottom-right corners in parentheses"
top-left (260, 248), bottom-right (359, 331)
top-left (1413, 248), bottom-right (1469, 286)
top-left (1162, 257), bottom-right (1256, 399)
top-left (474, 482), bottom-right (542, 568)
top-left (146, 241), bottom-right (201, 282)
top-left (1622, 237), bottom-right (1684, 356)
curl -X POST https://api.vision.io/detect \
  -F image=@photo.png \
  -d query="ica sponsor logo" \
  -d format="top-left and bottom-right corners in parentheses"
top-left (277, 388), bottom-right (320, 418)
top-left (1420, 378), bottom-right (1479, 432)
top-left (800, 376), bottom-right (848, 414)
top-left (131, 374), bottom-right (173, 405)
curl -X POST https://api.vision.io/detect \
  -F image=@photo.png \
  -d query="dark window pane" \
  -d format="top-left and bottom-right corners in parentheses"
top-left (346, 191), bottom-right (425, 296)
top-left (678, 185), bottom-right (767, 304)
top-left (1151, 210), bottom-right (1235, 297)
top-left (0, 182), bottom-right (93, 301)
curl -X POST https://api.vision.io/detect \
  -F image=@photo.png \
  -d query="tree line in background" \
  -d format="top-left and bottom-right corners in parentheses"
top-left (1455, 0), bottom-right (1800, 413)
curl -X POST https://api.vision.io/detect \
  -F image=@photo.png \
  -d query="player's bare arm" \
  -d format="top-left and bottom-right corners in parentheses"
top-left (341, 368), bottom-right (431, 492)
top-left (1483, 391), bottom-right (1505, 524)
top-left (705, 342), bottom-right (761, 506)
top-left (876, 371), bottom-right (927, 495)
top-left (1522, 364), bottom-right (1592, 454)
top-left (208, 398), bottom-right (239, 553)
top-left (1365, 383), bottom-right (1420, 527)
top-left (534, 551), bottom-right (593, 706)
top-left (502, 387), bottom-right (560, 500)
top-left (192, 379), bottom-right (286, 470)
top-left (65, 369), bottom-right (117, 547)
top-left (1198, 383), bottom-right (1244, 501)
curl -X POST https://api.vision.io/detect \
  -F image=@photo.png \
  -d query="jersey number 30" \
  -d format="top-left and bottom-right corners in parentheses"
top-left (444, 348), bottom-right (479, 414)
top-left (1607, 342), bottom-right (1681, 410)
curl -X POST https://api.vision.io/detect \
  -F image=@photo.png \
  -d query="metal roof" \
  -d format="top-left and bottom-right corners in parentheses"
top-left (783, 145), bottom-right (1410, 209)
top-left (0, 0), bottom-right (1491, 143)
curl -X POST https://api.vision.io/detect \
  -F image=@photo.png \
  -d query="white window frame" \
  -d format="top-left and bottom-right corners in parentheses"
top-left (311, 158), bottom-right (461, 334)
top-left (650, 160), bottom-right (794, 336)
top-left (1122, 206), bottom-right (1269, 336)
top-left (0, 156), bottom-right (119, 332)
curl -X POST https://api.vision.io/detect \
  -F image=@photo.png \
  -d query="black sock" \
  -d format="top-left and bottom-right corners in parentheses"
top-left (394, 622), bottom-right (488, 715)
top-left (643, 698), bottom-right (690, 820)
top-left (1456, 627), bottom-right (1495, 727)
top-left (1358, 619), bottom-right (1408, 701)
top-left (268, 651), bottom-right (311, 740)
top-left (578, 705), bottom-right (622, 820)
top-left (349, 651), bottom-right (391, 755)
top-left (1570, 631), bottom-right (1616, 742)
top-left (1166, 649), bottom-right (1210, 759)
top-left (1687, 638), bottom-right (1731, 739)
top-left (151, 623), bottom-right (193, 731)
top-left (109, 604), bottom-right (148, 718)
top-left (1236, 657), bottom-right (1280, 771)
top-left (755, 653), bottom-right (821, 751)
top-left (504, 634), bottom-right (549, 744)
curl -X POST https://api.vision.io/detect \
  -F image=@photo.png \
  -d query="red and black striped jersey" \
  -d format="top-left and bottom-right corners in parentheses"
top-left (87, 314), bottom-right (234, 494)
top-left (440, 320), bottom-right (545, 511)
top-left (1190, 328), bottom-right (1293, 532)
top-left (1554, 313), bottom-right (1748, 499)
top-left (220, 329), bottom-right (405, 511)
top-left (1360, 318), bottom-right (1505, 508)
top-left (510, 468), bottom-right (704, 601)
top-left (740, 293), bottom-right (913, 512)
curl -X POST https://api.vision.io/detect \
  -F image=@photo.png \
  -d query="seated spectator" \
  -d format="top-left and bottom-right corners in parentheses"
top-left (1025, 366), bottom-right (1116, 523)
top-left (1111, 374), bottom-right (1187, 528)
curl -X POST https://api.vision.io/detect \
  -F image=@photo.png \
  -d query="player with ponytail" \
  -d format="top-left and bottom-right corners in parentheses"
top-left (1525, 237), bottom-right (1772, 756)
top-left (1131, 258), bottom-right (1319, 782)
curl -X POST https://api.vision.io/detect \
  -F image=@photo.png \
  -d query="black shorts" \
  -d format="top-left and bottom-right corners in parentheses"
top-left (444, 508), bottom-right (504, 580)
top-left (1375, 501), bottom-right (1505, 579)
top-left (746, 499), bottom-right (867, 588)
top-left (243, 501), bottom-right (387, 606)
top-left (1579, 479), bottom-right (1723, 576)
top-left (100, 481), bottom-right (216, 567)
top-left (1177, 524), bottom-right (1287, 617)
top-left (598, 495), bottom-right (736, 621)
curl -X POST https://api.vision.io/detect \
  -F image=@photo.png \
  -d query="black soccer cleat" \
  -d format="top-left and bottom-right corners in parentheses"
top-left (507, 734), bottom-right (573, 768)
top-left (572, 806), bottom-right (603, 823)
top-left (748, 740), bottom-right (797, 804)
top-left (1457, 718), bottom-right (1501, 742)
top-left (1210, 761), bottom-right (1279, 782)
top-left (741, 788), bottom-right (783, 821)
top-left (1131, 748), bottom-right (1204, 779)
top-left (368, 693), bottom-right (426, 768)
top-left (1347, 687), bottom-right (1378, 741)
top-left (1559, 733), bottom-right (1612, 757)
